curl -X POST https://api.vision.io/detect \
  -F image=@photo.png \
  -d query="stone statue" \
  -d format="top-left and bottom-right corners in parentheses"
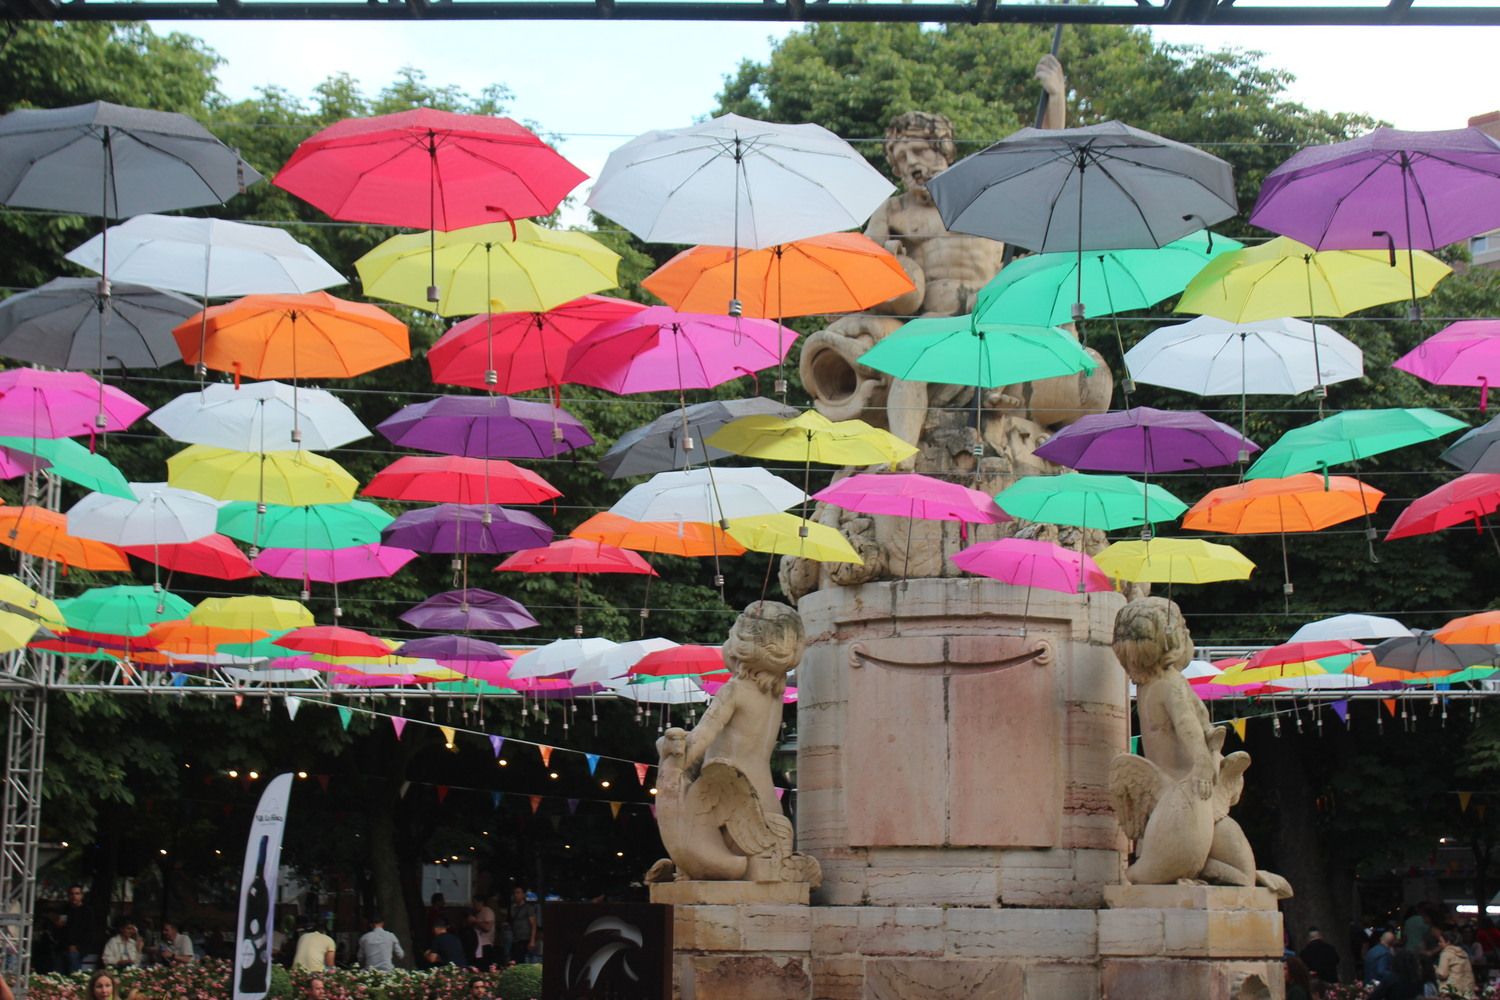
top-left (784, 56), bottom-right (1116, 599)
top-left (646, 602), bottom-right (821, 887)
top-left (1107, 598), bottom-right (1291, 897)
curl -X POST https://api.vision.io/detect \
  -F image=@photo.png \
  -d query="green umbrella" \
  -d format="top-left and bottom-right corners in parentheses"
top-left (995, 473), bottom-right (1187, 531)
top-left (0, 436), bottom-right (133, 499)
top-left (218, 500), bottom-right (392, 551)
top-left (60, 584), bottom-right (193, 636)
top-left (1245, 408), bottom-right (1468, 480)
top-left (216, 632), bottom-right (300, 663)
top-left (860, 318), bottom-right (1096, 389)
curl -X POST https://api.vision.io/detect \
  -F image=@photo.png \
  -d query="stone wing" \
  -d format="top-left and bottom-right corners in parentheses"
top-left (699, 758), bottom-right (781, 858)
top-left (1108, 753), bottom-right (1164, 842)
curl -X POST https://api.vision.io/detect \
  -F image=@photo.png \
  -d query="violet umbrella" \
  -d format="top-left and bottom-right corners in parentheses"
top-left (399, 589), bottom-right (537, 632)
top-left (1034, 407), bottom-right (1260, 472)
top-left (950, 537), bottom-right (1112, 631)
top-left (1394, 321), bottom-right (1500, 412)
top-left (376, 394), bottom-right (592, 459)
top-left (396, 634), bottom-right (513, 662)
top-left (382, 504), bottom-right (553, 556)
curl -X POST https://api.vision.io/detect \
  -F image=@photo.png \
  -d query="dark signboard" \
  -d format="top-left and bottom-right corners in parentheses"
top-left (541, 901), bottom-right (673, 1000)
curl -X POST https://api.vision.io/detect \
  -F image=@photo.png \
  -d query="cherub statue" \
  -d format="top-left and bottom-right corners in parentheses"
top-left (645, 602), bottom-right (820, 886)
top-left (1107, 598), bottom-right (1291, 897)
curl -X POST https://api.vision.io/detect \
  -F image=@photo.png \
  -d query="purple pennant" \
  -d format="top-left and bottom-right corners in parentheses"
top-left (490, 735), bottom-right (504, 757)
top-left (566, 798), bottom-right (579, 816)
top-left (400, 588), bottom-right (538, 632)
top-left (382, 504), bottom-right (552, 555)
top-left (1330, 700), bottom-right (1349, 724)
top-left (376, 394), bottom-right (593, 459)
top-left (396, 635), bottom-right (513, 662)
top-left (1033, 406), bottom-right (1257, 474)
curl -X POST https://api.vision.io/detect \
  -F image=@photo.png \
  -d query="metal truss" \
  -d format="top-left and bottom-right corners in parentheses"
top-left (1, 0), bottom-right (1497, 25)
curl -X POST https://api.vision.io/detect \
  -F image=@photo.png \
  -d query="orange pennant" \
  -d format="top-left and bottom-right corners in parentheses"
top-left (1382, 699), bottom-right (1398, 717)
top-left (529, 795), bottom-right (542, 814)
top-left (540, 745), bottom-right (554, 768)
top-left (1460, 792), bottom-right (1474, 813)
top-left (609, 801), bottom-right (622, 819)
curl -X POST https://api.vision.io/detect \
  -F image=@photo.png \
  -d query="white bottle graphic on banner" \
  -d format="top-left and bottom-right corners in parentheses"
top-left (233, 773), bottom-right (293, 1000)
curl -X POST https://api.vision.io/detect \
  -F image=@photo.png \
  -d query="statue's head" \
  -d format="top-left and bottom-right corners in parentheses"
top-left (723, 601), bottom-right (805, 696)
top-left (1112, 597), bottom-right (1192, 685)
top-left (883, 111), bottom-right (958, 196)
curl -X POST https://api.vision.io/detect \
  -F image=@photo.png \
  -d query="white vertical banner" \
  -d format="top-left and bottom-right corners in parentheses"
top-left (232, 773), bottom-right (293, 1000)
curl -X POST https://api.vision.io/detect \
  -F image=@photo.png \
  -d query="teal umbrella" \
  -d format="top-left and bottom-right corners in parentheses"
top-left (860, 318), bottom-right (1096, 388)
top-left (216, 632), bottom-right (301, 664)
top-left (0, 435), bottom-right (133, 498)
top-left (995, 473), bottom-right (1187, 533)
top-left (218, 500), bottom-right (392, 551)
top-left (1246, 408), bottom-right (1468, 480)
top-left (60, 584), bottom-right (192, 636)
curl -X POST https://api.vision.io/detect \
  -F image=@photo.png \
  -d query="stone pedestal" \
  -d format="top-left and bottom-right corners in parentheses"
top-left (651, 882), bottom-right (814, 999)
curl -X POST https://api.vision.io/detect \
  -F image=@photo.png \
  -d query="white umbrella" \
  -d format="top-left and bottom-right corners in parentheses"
top-left (571, 637), bottom-right (678, 686)
top-left (510, 637), bottom-right (618, 681)
top-left (1183, 659), bottom-right (1219, 680)
top-left (1266, 673), bottom-right (1373, 691)
top-left (605, 676), bottom-right (709, 705)
top-left (1126, 316), bottom-right (1363, 397)
top-left (609, 467), bottom-right (805, 527)
top-left (586, 113), bottom-right (894, 251)
top-left (1289, 613), bottom-right (1409, 644)
top-left (66, 481), bottom-right (221, 547)
top-left (149, 381), bottom-right (370, 451)
top-left (222, 666), bottom-right (320, 684)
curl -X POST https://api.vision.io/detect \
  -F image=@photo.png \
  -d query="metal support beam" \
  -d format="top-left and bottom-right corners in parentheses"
top-left (0, 686), bottom-right (46, 993)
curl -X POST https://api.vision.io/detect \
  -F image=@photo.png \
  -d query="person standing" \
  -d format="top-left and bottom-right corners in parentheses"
top-left (423, 917), bottom-right (467, 968)
top-left (1436, 926), bottom-right (1478, 997)
top-left (291, 920), bottom-right (336, 973)
top-left (1298, 926), bottom-right (1340, 986)
top-left (505, 887), bottom-right (536, 965)
top-left (60, 885), bottom-right (94, 973)
top-left (100, 922), bottom-right (142, 970)
top-left (468, 897), bottom-right (495, 969)
top-left (356, 915), bottom-right (404, 971)
top-left (1365, 930), bottom-right (1396, 986)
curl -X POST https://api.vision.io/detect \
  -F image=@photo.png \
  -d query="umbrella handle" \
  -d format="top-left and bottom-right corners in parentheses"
top-left (1372, 230), bottom-right (1397, 268)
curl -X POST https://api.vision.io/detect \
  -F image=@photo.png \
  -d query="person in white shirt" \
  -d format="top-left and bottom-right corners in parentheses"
top-left (157, 922), bottom-right (193, 964)
top-left (356, 916), bottom-right (404, 971)
top-left (292, 921), bottom-right (336, 972)
top-left (468, 898), bottom-right (495, 968)
top-left (100, 923), bottom-right (142, 970)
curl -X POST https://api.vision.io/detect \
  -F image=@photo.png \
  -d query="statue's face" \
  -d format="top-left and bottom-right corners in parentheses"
top-left (887, 137), bottom-right (951, 195)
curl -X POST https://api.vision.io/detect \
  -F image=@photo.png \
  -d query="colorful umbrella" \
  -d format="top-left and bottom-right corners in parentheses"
top-left (1034, 407), bottom-right (1258, 473)
top-left (599, 398), bottom-right (798, 480)
top-left (0, 277), bottom-right (197, 371)
top-left (376, 395), bottom-right (593, 460)
top-left (217, 500), bottom-right (393, 552)
top-left (148, 381), bottom-right (369, 452)
top-left (1436, 611), bottom-right (1500, 646)
top-left (252, 544), bottom-right (417, 583)
top-left (363, 455), bottom-right (559, 506)
top-left (859, 318), bottom-right (1096, 389)
top-left (427, 295), bottom-right (646, 395)
top-left (0, 574), bottom-right (66, 628)
top-left (399, 589), bottom-right (537, 633)
top-left (0, 505), bottom-right (130, 572)
top-left (609, 468), bottom-right (805, 526)
top-left (496, 539), bottom-right (657, 576)
top-left (706, 410), bottom-right (915, 468)
top-left (572, 637), bottom-right (678, 686)
top-left (603, 676), bottom-right (708, 705)
top-left (569, 513), bottom-right (746, 558)
top-left (380, 504), bottom-right (552, 555)
top-left (510, 637), bottom-right (618, 680)
top-left (66, 481), bottom-right (221, 547)
top-left (0, 368), bottom-right (147, 438)
top-left (1289, 613), bottom-right (1409, 644)
top-left (0, 611), bottom-right (46, 654)
top-left (564, 307), bottom-right (794, 396)
top-left (1394, 321), bottom-right (1500, 412)
top-left (1385, 473), bottom-right (1500, 541)
top-left (629, 644), bottom-right (725, 678)
top-left (1246, 408), bottom-right (1467, 480)
top-left (812, 472), bottom-right (1009, 525)
top-left (190, 595), bottom-right (314, 632)
top-left (1442, 414), bottom-right (1500, 474)
top-left (1092, 538), bottom-right (1255, 585)
top-left (950, 537), bottom-right (1112, 595)
top-left (121, 534), bottom-right (258, 581)
top-left (994, 473), bottom-right (1186, 532)
top-left (276, 625), bottom-right (391, 660)
top-left (1366, 631), bottom-right (1495, 676)
top-left (1124, 316), bottom-right (1363, 398)
top-left (396, 635), bottom-right (511, 662)
top-left (148, 620), bottom-right (269, 657)
top-left (0, 435), bottom-right (133, 498)
top-left (167, 445), bottom-right (358, 506)
top-left (61, 585), bottom-right (193, 636)
top-left (723, 513), bottom-right (863, 564)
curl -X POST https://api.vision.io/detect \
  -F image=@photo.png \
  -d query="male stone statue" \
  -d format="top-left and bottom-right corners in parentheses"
top-left (646, 601), bottom-right (820, 886)
top-left (1108, 598), bottom-right (1291, 897)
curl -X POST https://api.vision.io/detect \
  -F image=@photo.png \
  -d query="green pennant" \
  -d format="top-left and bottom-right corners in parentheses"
top-left (337, 706), bottom-right (352, 731)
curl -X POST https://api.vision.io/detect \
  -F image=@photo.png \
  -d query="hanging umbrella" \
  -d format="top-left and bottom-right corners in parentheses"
top-left (66, 482), bottom-right (221, 547)
top-left (510, 636), bottom-right (618, 680)
top-left (1385, 473), bottom-right (1500, 541)
top-left (629, 644), bottom-right (725, 679)
top-left (121, 534), bottom-right (258, 581)
top-left (363, 455), bottom-right (559, 506)
top-left (190, 595), bottom-right (314, 632)
top-left (0, 435), bottom-right (133, 499)
top-left (813, 472), bottom-right (1010, 526)
top-left (1125, 316), bottom-right (1363, 398)
top-left (859, 318), bottom-right (1096, 389)
top-left (1246, 408), bottom-right (1467, 480)
top-left (707, 410), bottom-right (915, 469)
top-left (0, 612), bottom-right (46, 654)
top-left (399, 589), bottom-right (537, 632)
top-left (994, 473), bottom-right (1186, 531)
top-left (355, 221), bottom-right (620, 315)
top-left (1289, 613), bottom-right (1410, 644)
top-left (572, 637), bottom-right (679, 686)
top-left (1394, 321), bottom-right (1500, 412)
top-left (610, 468), bottom-right (805, 527)
top-left (1092, 538), bottom-right (1255, 585)
top-left (950, 538), bottom-right (1113, 593)
top-left (0, 505), bottom-right (130, 572)
top-left (0, 277), bottom-right (197, 371)
top-left (376, 395), bottom-right (593, 460)
top-left (396, 635), bottom-right (512, 662)
top-left (497, 538), bottom-right (657, 576)
top-left (0, 368), bottom-right (147, 438)
top-left (428, 295), bottom-right (646, 396)
top-left (564, 307), bottom-right (795, 396)
top-left (149, 381), bottom-right (369, 452)
top-left (167, 445), bottom-right (358, 506)
top-left (0, 574), bottom-right (66, 628)
top-left (1442, 413), bottom-right (1500, 473)
top-left (380, 504), bottom-right (552, 555)
top-left (1034, 407), bottom-right (1257, 473)
top-left (61, 585), bottom-right (193, 636)
top-left (603, 676), bottom-right (708, 705)
top-left (1436, 611), bottom-right (1500, 645)
top-left (724, 513), bottom-right (862, 564)
top-left (600, 398), bottom-right (798, 480)
top-left (570, 513), bottom-right (747, 558)
top-left (1366, 630), bottom-right (1496, 675)
top-left (252, 544), bottom-right (417, 583)
top-left (217, 500), bottom-right (393, 551)
top-left (276, 625), bottom-right (392, 660)
top-left (150, 620), bottom-right (271, 658)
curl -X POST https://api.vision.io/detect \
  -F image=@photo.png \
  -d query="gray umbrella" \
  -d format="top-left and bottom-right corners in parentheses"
top-left (927, 121), bottom-right (1236, 319)
top-left (0, 277), bottom-right (198, 370)
top-left (600, 397), bottom-right (799, 479)
top-left (1371, 630), bottom-right (1499, 673)
top-left (1441, 415), bottom-right (1500, 473)
top-left (0, 101), bottom-right (261, 218)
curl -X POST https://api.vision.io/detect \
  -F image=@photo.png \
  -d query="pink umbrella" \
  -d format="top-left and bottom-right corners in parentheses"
top-left (253, 544), bottom-right (418, 583)
top-left (950, 537), bottom-right (1112, 612)
top-left (0, 368), bottom-right (147, 437)
top-left (438, 657), bottom-right (515, 685)
top-left (563, 306), bottom-right (795, 397)
top-left (1394, 321), bottom-right (1500, 411)
top-left (700, 675), bottom-right (796, 703)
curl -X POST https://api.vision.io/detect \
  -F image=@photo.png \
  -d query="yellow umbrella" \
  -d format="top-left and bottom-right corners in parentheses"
top-left (167, 444), bottom-right (357, 506)
top-left (1212, 659), bottom-right (1329, 686)
top-left (1094, 538), bottom-right (1255, 585)
top-left (725, 512), bottom-right (862, 564)
top-left (190, 595), bottom-right (314, 632)
top-left (354, 221), bottom-right (621, 316)
top-left (706, 409), bottom-right (916, 467)
top-left (1176, 235), bottom-right (1451, 323)
top-left (0, 574), bottom-right (65, 629)
top-left (0, 609), bottom-right (44, 653)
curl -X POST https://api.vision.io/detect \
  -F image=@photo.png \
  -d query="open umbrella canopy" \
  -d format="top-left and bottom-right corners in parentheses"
top-left (399, 589), bottom-right (537, 632)
top-left (380, 504), bottom-right (552, 556)
top-left (252, 543), bottom-right (417, 584)
top-left (1093, 538), bottom-right (1255, 584)
top-left (276, 625), bottom-right (391, 659)
top-left (642, 233), bottom-right (915, 319)
top-left (629, 644), bottom-right (725, 678)
top-left (1175, 236), bottom-right (1451, 322)
top-left (706, 410), bottom-right (916, 468)
top-left (995, 473), bottom-right (1187, 530)
top-left (599, 398), bottom-right (798, 480)
top-left (496, 538), bottom-right (657, 576)
top-left (813, 472), bottom-right (1009, 524)
top-left (355, 221), bottom-right (620, 315)
top-left (605, 675), bottom-right (709, 705)
top-left (396, 635), bottom-right (511, 662)
top-left (1385, 473), bottom-right (1500, 541)
top-left (0, 368), bottom-right (148, 438)
top-left (217, 500), bottom-right (393, 551)
top-left (1124, 316), bottom-right (1364, 397)
top-left (572, 636), bottom-right (678, 685)
top-left (0, 435), bottom-right (132, 498)
top-left (1290, 613), bottom-right (1410, 644)
top-left (1246, 408), bottom-right (1467, 480)
top-left (1182, 474), bottom-right (1384, 534)
top-left (174, 292), bottom-right (409, 381)
top-left (148, 620), bottom-right (269, 657)
top-left (167, 445), bottom-right (358, 506)
top-left (950, 538), bottom-right (1112, 594)
top-left (149, 381), bottom-right (369, 452)
top-left (376, 395), bottom-right (593, 460)
top-left (66, 481), bottom-right (222, 546)
top-left (0, 575), bottom-right (66, 628)
top-left (0, 277), bottom-right (198, 371)
top-left (428, 295), bottom-right (646, 395)
top-left (0, 611), bottom-right (46, 654)
top-left (723, 513), bottom-right (862, 564)
top-left (61, 585), bottom-right (193, 636)
top-left (1442, 414), bottom-right (1500, 474)
top-left (190, 595), bottom-right (313, 632)
top-left (1394, 321), bottom-right (1500, 409)
top-left (1437, 611), bottom-right (1500, 646)
top-left (859, 318), bottom-right (1096, 389)
top-left (1033, 407), bottom-right (1257, 473)
top-left (363, 455), bottom-right (559, 505)
top-left (570, 512), bottom-right (746, 558)
top-left (122, 534), bottom-right (258, 581)
top-left (564, 307), bottom-right (795, 395)
top-left (610, 468), bottom-right (805, 525)
top-left (510, 636), bottom-right (618, 680)
top-left (0, 505), bottom-right (130, 571)
top-left (1367, 630), bottom-right (1496, 675)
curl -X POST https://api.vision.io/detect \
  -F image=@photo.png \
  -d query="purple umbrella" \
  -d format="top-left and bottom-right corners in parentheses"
top-left (1034, 407), bottom-right (1259, 473)
top-left (376, 395), bottom-right (593, 459)
top-left (395, 634), bottom-right (513, 662)
top-left (399, 588), bottom-right (538, 632)
top-left (381, 503), bottom-right (553, 555)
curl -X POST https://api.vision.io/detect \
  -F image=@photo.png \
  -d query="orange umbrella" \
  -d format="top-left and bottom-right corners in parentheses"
top-left (642, 232), bottom-right (915, 320)
top-left (570, 512), bottom-right (747, 558)
top-left (1436, 610), bottom-right (1500, 645)
top-left (0, 506), bottom-right (130, 572)
top-left (173, 291), bottom-right (409, 382)
top-left (146, 619), bottom-right (270, 656)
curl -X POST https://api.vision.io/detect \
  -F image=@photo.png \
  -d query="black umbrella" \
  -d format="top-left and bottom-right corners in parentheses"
top-left (600, 398), bottom-right (798, 480)
top-left (1371, 630), bottom-right (1499, 673)
top-left (1441, 414), bottom-right (1500, 473)
top-left (0, 277), bottom-right (197, 371)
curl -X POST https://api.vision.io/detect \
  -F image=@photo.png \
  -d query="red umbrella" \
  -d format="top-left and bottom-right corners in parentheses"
top-left (275, 625), bottom-right (391, 660)
top-left (496, 538), bottom-right (656, 576)
top-left (428, 295), bottom-right (646, 396)
top-left (629, 644), bottom-right (725, 678)
top-left (122, 534), bottom-right (258, 581)
top-left (1386, 473), bottom-right (1500, 541)
top-left (362, 455), bottom-right (560, 506)
top-left (1243, 639), bottom-right (1367, 670)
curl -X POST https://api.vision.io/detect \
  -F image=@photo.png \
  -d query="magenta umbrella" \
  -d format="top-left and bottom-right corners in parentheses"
top-left (0, 368), bottom-right (148, 438)
top-left (400, 589), bottom-right (537, 632)
top-left (252, 543), bottom-right (417, 583)
top-left (951, 537), bottom-right (1112, 601)
top-left (814, 472), bottom-right (1009, 575)
top-left (1394, 321), bottom-right (1500, 411)
top-left (438, 657), bottom-right (515, 685)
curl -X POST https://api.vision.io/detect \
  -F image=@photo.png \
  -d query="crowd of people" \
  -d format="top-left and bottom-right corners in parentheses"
top-left (1289, 904), bottom-right (1499, 998)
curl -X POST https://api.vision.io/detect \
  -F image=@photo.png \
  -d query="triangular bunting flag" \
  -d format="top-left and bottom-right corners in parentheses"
top-left (1330, 700), bottom-right (1349, 723)
top-left (234, 694), bottom-right (244, 710)
top-left (567, 798), bottom-right (579, 815)
top-left (774, 788), bottom-right (786, 801)
top-left (492, 791), bottom-right (502, 810)
top-left (171, 672), bottom-right (188, 687)
top-left (392, 717), bottom-right (407, 739)
top-left (1129, 736), bottom-right (1141, 755)
top-left (440, 726), bottom-right (457, 749)
top-left (490, 735), bottom-right (504, 758)
top-left (1382, 699), bottom-right (1398, 717)
top-left (316, 774), bottom-right (330, 793)
top-left (399, 781), bottom-right (411, 799)
top-left (1461, 791), bottom-right (1474, 813)
top-left (635, 762), bottom-right (650, 786)
top-left (284, 695), bottom-right (301, 721)
top-left (539, 745), bottom-right (554, 767)
top-left (586, 754), bottom-right (600, 775)
top-left (529, 795), bottom-right (542, 814)
top-left (337, 706), bottom-right (352, 731)
top-left (609, 801), bottom-right (622, 819)
top-left (1230, 718), bottom-right (1247, 742)
top-left (436, 786), bottom-right (450, 804)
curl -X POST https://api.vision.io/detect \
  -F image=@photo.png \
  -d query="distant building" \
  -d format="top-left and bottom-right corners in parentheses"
top-left (1467, 112), bottom-right (1500, 269)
